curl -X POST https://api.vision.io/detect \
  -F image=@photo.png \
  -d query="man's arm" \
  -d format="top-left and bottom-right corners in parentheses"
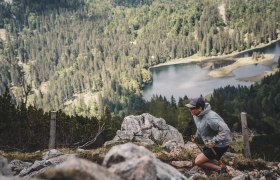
top-left (207, 117), bottom-right (230, 143)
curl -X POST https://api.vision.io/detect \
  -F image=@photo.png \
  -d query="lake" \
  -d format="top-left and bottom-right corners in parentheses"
top-left (143, 41), bottom-right (280, 101)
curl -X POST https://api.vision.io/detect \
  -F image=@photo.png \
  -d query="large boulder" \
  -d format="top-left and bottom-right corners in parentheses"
top-left (103, 143), bottom-right (188, 180)
top-left (38, 157), bottom-right (121, 180)
top-left (105, 113), bottom-right (184, 151)
top-left (0, 156), bottom-right (13, 177)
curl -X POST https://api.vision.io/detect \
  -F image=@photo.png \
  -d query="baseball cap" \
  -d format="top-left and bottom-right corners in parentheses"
top-left (186, 97), bottom-right (205, 109)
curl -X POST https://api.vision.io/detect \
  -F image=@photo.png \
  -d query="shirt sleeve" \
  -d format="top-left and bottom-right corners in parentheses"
top-left (207, 117), bottom-right (230, 143)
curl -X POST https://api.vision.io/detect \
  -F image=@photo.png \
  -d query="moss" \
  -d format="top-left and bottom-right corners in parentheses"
top-left (145, 144), bottom-right (164, 153)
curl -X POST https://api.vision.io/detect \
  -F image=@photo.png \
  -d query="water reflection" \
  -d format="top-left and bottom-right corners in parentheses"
top-left (143, 41), bottom-right (280, 101)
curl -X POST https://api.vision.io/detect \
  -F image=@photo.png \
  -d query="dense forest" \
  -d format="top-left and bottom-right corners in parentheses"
top-left (0, 0), bottom-right (279, 118)
top-left (0, 0), bottom-right (280, 159)
top-left (1, 70), bottom-right (280, 160)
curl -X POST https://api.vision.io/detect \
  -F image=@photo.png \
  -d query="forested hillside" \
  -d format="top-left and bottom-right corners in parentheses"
top-left (210, 70), bottom-right (280, 134)
top-left (0, 0), bottom-right (279, 118)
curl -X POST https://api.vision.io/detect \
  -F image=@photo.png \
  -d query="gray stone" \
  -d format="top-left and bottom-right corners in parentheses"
top-left (38, 157), bottom-right (121, 180)
top-left (0, 156), bottom-right (12, 176)
top-left (184, 142), bottom-right (201, 156)
top-left (121, 115), bottom-right (142, 133)
top-left (150, 117), bottom-right (168, 130)
top-left (231, 174), bottom-right (251, 180)
top-left (103, 143), bottom-right (188, 180)
top-left (19, 154), bottom-right (76, 178)
top-left (116, 130), bottom-right (134, 141)
top-left (162, 126), bottom-right (184, 144)
top-left (42, 149), bottom-right (62, 160)
top-left (151, 127), bottom-right (162, 142)
top-left (155, 159), bottom-right (188, 180)
top-left (105, 113), bottom-right (184, 151)
top-left (0, 177), bottom-right (28, 180)
top-left (8, 160), bottom-right (32, 175)
top-left (171, 161), bottom-right (193, 168)
top-left (108, 156), bottom-right (157, 180)
top-left (162, 140), bottom-right (183, 151)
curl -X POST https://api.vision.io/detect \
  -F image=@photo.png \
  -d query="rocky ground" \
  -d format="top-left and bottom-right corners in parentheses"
top-left (1, 113), bottom-right (280, 180)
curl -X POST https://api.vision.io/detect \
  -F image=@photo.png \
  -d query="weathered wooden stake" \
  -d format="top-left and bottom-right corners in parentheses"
top-left (241, 112), bottom-right (251, 159)
top-left (49, 111), bottom-right (57, 149)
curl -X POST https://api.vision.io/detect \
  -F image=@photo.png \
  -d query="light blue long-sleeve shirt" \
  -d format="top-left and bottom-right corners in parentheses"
top-left (194, 103), bottom-right (231, 147)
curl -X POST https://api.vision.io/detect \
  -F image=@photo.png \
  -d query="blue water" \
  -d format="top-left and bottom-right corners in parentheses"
top-left (143, 41), bottom-right (280, 101)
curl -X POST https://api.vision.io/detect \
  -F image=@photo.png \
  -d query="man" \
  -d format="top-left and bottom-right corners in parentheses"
top-left (186, 97), bottom-right (231, 173)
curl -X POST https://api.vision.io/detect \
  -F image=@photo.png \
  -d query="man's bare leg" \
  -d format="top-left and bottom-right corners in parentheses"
top-left (195, 153), bottom-right (220, 172)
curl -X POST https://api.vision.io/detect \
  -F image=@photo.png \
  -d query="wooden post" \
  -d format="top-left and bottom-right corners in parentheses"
top-left (49, 111), bottom-right (57, 149)
top-left (241, 112), bottom-right (251, 159)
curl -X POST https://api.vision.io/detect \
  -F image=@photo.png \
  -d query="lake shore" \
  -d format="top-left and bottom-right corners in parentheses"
top-left (151, 38), bottom-right (280, 69)
top-left (208, 54), bottom-right (274, 77)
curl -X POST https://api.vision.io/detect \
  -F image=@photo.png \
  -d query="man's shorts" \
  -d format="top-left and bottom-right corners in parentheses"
top-left (203, 146), bottom-right (229, 160)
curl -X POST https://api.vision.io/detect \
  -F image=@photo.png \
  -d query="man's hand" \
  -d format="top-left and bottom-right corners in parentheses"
top-left (205, 139), bottom-right (215, 148)
top-left (191, 135), bottom-right (197, 142)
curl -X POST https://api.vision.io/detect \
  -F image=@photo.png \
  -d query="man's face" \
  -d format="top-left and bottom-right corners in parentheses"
top-left (189, 106), bottom-right (203, 116)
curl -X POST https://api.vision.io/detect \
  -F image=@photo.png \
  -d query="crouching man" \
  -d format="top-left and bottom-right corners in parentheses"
top-left (186, 97), bottom-right (231, 174)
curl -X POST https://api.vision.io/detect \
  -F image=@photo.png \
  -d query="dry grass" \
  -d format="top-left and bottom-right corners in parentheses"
top-left (78, 147), bottom-right (111, 165)
top-left (0, 150), bottom-right (42, 162)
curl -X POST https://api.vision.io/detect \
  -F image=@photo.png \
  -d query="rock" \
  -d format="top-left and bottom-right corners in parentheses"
top-left (189, 166), bottom-right (206, 176)
top-left (8, 160), bottom-right (32, 175)
top-left (231, 174), bottom-right (251, 180)
top-left (19, 154), bottom-right (76, 178)
top-left (0, 177), bottom-right (27, 180)
top-left (38, 157), bottom-right (121, 180)
top-left (169, 146), bottom-right (184, 159)
top-left (103, 143), bottom-right (188, 180)
top-left (171, 161), bottom-right (193, 168)
top-left (227, 166), bottom-right (244, 177)
top-left (260, 169), bottom-right (278, 179)
top-left (150, 116), bottom-right (168, 130)
top-left (108, 156), bottom-right (157, 180)
top-left (248, 169), bottom-right (261, 179)
top-left (105, 113), bottom-right (184, 151)
top-left (42, 149), bottom-right (63, 160)
top-left (163, 140), bottom-right (183, 152)
top-left (0, 156), bottom-right (13, 176)
top-left (76, 148), bottom-right (86, 153)
top-left (184, 142), bottom-right (201, 156)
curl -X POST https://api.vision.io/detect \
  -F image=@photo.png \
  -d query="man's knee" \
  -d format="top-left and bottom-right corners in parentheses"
top-left (195, 157), bottom-right (203, 166)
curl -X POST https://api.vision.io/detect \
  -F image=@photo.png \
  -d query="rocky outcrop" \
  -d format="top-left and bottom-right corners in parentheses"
top-left (103, 143), bottom-right (188, 180)
top-left (1, 142), bottom-right (280, 180)
top-left (2, 143), bottom-right (189, 180)
top-left (8, 160), bottom-right (32, 175)
top-left (105, 113), bottom-right (184, 151)
top-left (18, 150), bottom-right (76, 178)
top-left (38, 157), bottom-right (121, 180)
